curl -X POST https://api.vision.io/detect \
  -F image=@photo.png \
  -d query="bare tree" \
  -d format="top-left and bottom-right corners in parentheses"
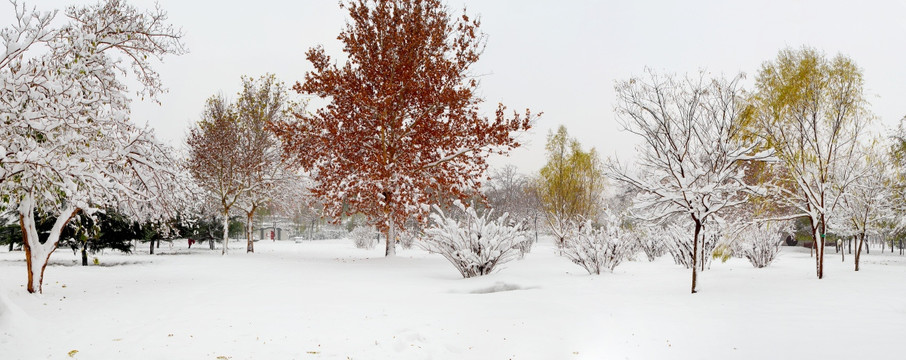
top-left (608, 70), bottom-right (771, 293)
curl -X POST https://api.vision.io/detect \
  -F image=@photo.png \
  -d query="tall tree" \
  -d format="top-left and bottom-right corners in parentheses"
top-left (274, 0), bottom-right (534, 256)
top-left (233, 74), bottom-right (300, 253)
top-left (744, 47), bottom-right (870, 279)
top-left (0, 0), bottom-right (185, 293)
top-left (485, 165), bottom-right (538, 225)
top-left (187, 95), bottom-right (252, 255)
top-left (534, 125), bottom-right (605, 245)
top-left (609, 71), bottom-right (770, 293)
top-left (834, 141), bottom-right (895, 271)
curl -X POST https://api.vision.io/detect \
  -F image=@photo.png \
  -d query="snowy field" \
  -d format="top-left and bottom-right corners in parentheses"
top-left (1, 238), bottom-right (905, 360)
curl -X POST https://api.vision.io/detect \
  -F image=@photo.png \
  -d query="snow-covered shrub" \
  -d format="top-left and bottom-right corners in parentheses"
top-left (422, 202), bottom-right (531, 278)
top-left (734, 222), bottom-right (788, 268)
top-left (632, 227), bottom-right (664, 262)
top-left (507, 217), bottom-right (534, 257)
top-left (660, 223), bottom-right (719, 270)
top-left (398, 228), bottom-right (420, 249)
top-left (349, 226), bottom-right (378, 249)
top-left (562, 212), bottom-right (637, 274)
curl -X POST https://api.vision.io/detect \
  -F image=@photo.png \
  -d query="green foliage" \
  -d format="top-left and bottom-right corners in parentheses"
top-left (59, 209), bottom-right (138, 253)
top-left (534, 125), bottom-right (605, 223)
top-left (711, 244), bottom-right (733, 263)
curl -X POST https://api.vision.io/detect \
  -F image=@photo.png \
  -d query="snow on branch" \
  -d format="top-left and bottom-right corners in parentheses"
top-left (561, 212), bottom-right (637, 275)
top-left (422, 202), bottom-right (531, 278)
top-left (733, 222), bottom-right (790, 268)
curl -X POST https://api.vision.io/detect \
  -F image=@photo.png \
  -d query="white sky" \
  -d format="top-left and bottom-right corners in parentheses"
top-left (9, 0), bottom-right (906, 176)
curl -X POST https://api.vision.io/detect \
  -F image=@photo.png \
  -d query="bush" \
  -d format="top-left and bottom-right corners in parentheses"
top-left (660, 222), bottom-right (719, 270)
top-left (398, 228), bottom-right (421, 249)
top-left (349, 226), bottom-right (379, 249)
top-left (734, 222), bottom-right (788, 268)
top-left (632, 228), bottom-right (664, 262)
top-left (562, 214), bottom-right (636, 274)
top-left (422, 202), bottom-right (531, 278)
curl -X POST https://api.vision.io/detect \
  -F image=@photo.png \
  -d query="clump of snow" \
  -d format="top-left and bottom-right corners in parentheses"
top-left (469, 282), bottom-right (527, 294)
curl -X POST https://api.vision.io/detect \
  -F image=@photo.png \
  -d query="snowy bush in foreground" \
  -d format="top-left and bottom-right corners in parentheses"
top-left (660, 223), bottom-right (719, 270)
top-left (422, 203), bottom-right (531, 278)
top-left (349, 226), bottom-right (379, 250)
top-left (562, 214), bottom-right (636, 274)
top-left (734, 222), bottom-right (789, 268)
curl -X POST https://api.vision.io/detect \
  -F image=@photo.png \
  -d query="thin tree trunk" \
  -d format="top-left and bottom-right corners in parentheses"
top-left (222, 212), bottom-right (230, 255)
top-left (81, 241), bottom-right (88, 266)
top-left (691, 218), bottom-right (701, 294)
top-left (811, 216), bottom-right (825, 279)
top-left (246, 207), bottom-right (256, 253)
top-left (855, 232), bottom-right (865, 271)
top-left (866, 238), bottom-right (870, 254)
top-left (385, 222), bottom-right (397, 257)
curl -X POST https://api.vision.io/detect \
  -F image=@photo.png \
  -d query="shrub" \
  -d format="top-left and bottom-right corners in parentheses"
top-left (734, 222), bottom-right (788, 268)
top-left (632, 227), bottom-right (664, 262)
top-left (562, 214), bottom-right (636, 274)
top-left (660, 222), bottom-right (719, 270)
top-left (422, 202), bottom-right (531, 278)
top-left (349, 226), bottom-right (379, 250)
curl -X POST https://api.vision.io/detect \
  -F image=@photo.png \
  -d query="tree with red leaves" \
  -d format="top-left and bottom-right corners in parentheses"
top-left (274, 0), bottom-right (535, 256)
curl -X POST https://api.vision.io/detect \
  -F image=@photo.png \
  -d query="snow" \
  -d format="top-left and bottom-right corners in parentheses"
top-left (1, 239), bottom-right (905, 359)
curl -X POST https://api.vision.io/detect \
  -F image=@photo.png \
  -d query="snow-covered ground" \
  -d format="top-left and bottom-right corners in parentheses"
top-left (1, 238), bottom-right (904, 359)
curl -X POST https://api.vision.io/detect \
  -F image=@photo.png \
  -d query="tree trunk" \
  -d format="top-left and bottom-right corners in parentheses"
top-left (81, 241), bottom-right (88, 266)
top-left (865, 238), bottom-right (870, 254)
top-left (385, 222), bottom-right (397, 257)
top-left (812, 216), bottom-right (825, 279)
top-left (246, 207), bottom-right (256, 253)
top-left (691, 218), bottom-right (701, 294)
top-left (222, 212), bottom-right (230, 255)
top-left (855, 232), bottom-right (864, 271)
top-left (149, 239), bottom-right (155, 255)
top-left (18, 196), bottom-right (78, 294)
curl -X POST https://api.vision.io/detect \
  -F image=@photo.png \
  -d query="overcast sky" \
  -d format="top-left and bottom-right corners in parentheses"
top-left (9, 0), bottom-right (906, 176)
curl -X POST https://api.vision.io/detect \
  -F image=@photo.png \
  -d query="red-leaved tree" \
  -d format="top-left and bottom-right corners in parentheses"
top-left (274, 0), bottom-right (535, 256)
